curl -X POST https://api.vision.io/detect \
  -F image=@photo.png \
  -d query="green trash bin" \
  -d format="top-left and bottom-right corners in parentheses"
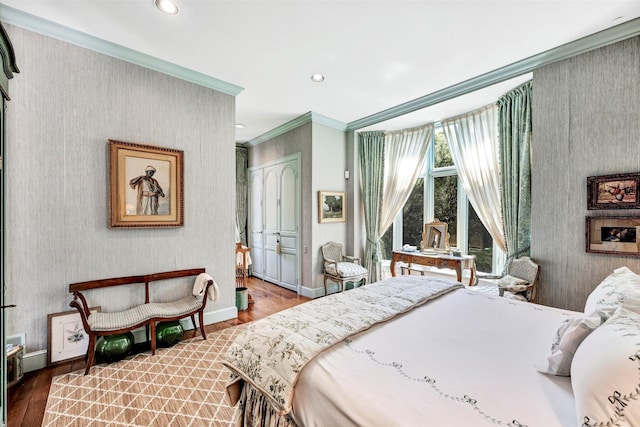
top-left (236, 287), bottom-right (248, 311)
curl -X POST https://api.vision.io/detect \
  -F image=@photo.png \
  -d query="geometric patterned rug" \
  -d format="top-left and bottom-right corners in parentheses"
top-left (42, 325), bottom-right (246, 427)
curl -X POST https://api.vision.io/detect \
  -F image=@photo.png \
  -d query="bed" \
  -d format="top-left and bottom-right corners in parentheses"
top-left (223, 270), bottom-right (640, 427)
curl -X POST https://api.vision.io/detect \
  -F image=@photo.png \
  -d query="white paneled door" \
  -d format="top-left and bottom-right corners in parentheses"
top-left (248, 154), bottom-right (300, 292)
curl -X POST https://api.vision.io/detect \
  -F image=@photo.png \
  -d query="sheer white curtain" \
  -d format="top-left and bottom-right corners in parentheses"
top-left (441, 104), bottom-right (506, 252)
top-left (380, 124), bottom-right (434, 236)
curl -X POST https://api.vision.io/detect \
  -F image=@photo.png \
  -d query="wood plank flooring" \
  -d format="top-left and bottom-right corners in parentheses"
top-left (7, 277), bottom-right (310, 427)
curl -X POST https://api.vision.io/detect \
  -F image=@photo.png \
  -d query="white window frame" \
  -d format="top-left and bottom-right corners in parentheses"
top-left (391, 126), bottom-right (504, 275)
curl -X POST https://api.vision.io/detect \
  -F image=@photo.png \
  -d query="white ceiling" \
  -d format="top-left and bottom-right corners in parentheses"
top-left (2, 1), bottom-right (640, 142)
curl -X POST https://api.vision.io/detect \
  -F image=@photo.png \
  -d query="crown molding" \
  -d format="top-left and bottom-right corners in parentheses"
top-left (310, 111), bottom-right (348, 132)
top-left (347, 17), bottom-right (640, 131)
top-left (246, 111), bottom-right (347, 147)
top-left (0, 5), bottom-right (244, 97)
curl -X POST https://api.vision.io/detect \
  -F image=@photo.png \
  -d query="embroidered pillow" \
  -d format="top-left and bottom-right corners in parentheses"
top-left (497, 275), bottom-right (529, 292)
top-left (584, 267), bottom-right (640, 313)
top-left (571, 306), bottom-right (640, 426)
top-left (536, 310), bottom-right (609, 376)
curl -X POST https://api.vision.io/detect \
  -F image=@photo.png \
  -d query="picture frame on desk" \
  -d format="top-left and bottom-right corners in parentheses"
top-left (422, 220), bottom-right (450, 251)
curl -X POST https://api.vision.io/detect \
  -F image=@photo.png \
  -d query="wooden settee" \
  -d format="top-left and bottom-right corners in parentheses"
top-left (69, 268), bottom-right (214, 374)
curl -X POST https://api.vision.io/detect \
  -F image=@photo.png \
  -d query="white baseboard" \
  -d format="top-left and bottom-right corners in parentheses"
top-left (23, 350), bottom-right (47, 373)
top-left (23, 305), bottom-right (239, 373)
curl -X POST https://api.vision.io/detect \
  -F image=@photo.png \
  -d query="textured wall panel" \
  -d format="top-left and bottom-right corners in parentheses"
top-left (5, 25), bottom-right (236, 351)
top-left (532, 36), bottom-right (640, 311)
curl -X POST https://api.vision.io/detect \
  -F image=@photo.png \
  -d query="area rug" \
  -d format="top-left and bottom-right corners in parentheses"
top-left (42, 325), bottom-right (246, 427)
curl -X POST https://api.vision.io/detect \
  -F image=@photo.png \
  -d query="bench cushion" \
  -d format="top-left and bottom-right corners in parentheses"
top-left (145, 296), bottom-right (202, 319)
top-left (89, 305), bottom-right (148, 331)
top-left (88, 296), bottom-right (202, 331)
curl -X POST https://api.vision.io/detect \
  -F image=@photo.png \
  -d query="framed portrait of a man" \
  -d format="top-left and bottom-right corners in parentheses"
top-left (108, 139), bottom-right (184, 227)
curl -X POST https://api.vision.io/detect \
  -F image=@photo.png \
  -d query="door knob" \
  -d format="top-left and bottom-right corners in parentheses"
top-left (1, 304), bottom-right (16, 309)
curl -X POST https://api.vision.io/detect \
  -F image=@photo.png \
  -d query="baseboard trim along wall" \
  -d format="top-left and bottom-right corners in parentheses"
top-left (22, 305), bottom-right (238, 373)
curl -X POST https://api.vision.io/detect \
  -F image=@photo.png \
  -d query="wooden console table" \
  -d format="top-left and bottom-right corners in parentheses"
top-left (391, 250), bottom-right (476, 285)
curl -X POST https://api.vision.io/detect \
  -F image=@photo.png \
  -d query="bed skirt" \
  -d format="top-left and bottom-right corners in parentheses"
top-left (237, 383), bottom-right (297, 427)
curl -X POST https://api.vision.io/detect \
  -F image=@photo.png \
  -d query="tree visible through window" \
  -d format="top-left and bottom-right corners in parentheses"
top-left (402, 178), bottom-right (424, 249)
top-left (468, 202), bottom-right (493, 272)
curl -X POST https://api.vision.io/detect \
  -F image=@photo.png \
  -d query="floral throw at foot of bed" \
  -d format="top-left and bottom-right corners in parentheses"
top-left (223, 276), bottom-right (462, 422)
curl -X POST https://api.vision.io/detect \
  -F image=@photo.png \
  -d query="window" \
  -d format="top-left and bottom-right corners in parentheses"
top-left (385, 127), bottom-right (502, 274)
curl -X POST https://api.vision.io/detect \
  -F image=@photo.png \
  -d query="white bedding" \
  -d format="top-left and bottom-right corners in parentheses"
top-left (291, 288), bottom-right (578, 427)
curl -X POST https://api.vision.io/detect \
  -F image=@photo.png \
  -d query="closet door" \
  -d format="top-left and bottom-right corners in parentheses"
top-left (278, 162), bottom-right (299, 290)
top-left (249, 154), bottom-right (300, 292)
top-left (248, 169), bottom-right (264, 279)
top-left (263, 165), bottom-right (280, 284)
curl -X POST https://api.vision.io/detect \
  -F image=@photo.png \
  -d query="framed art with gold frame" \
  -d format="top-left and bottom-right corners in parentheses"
top-left (586, 216), bottom-right (640, 257)
top-left (318, 191), bottom-right (346, 223)
top-left (108, 139), bottom-right (184, 227)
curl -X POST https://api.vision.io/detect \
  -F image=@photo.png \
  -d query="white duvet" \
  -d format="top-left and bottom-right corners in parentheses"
top-left (291, 288), bottom-right (578, 427)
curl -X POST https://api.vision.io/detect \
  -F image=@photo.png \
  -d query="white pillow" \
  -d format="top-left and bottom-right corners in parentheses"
top-left (571, 306), bottom-right (640, 426)
top-left (584, 267), bottom-right (640, 313)
top-left (536, 310), bottom-right (609, 376)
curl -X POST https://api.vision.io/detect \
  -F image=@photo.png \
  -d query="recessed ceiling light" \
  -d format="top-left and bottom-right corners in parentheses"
top-left (235, 123), bottom-right (246, 129)
top-left (311, 73), bottom-right (325, 83)
top-left (155, 0), bottom-right (179, 15)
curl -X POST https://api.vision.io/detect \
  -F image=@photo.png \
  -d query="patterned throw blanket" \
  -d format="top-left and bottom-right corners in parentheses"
top-left (223, 276), bottom-right (462, 420)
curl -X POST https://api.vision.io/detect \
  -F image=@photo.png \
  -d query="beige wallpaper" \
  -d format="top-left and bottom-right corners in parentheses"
top-left (5, 25), bottom-right (237, 352)
top-left (532, 36), bottom-right (640, 311)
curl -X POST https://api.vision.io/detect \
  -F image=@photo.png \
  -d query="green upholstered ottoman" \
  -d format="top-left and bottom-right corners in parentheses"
top-left (156, 321), bottom-right (184, 348)
top-left (95, 332), bottom-right (134, 363)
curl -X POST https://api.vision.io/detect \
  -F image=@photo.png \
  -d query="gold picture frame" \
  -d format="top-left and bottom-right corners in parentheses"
top-left (422, 220), bottom-right (450, 251)
top-left (586, 216), bottom-right (640, 257)
top-left (318, 191), bottom-right (346, 223)
top-left (109, 139), bottom-right (184, 227)
top-left (47, 307), bottom-right (100, 366)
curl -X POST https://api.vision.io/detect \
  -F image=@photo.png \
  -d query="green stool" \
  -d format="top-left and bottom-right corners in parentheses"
top-left (156, 321), bottom-right (184, 348)
top-left (95, 332), bottom-right (134, 363)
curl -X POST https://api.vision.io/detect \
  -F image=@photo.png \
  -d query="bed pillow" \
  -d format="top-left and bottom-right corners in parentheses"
top-left (584, 267), bottom-right (640, 313)
top-left (497, 275), bottom-right (529, 292)
top-left (536, 309), bottom-right (608, 376)
top-left (571, 305), bottom-right (640, 426)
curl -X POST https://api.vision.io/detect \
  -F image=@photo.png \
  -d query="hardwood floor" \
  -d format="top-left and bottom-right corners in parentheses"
top-left (7, 277), bottom-right (310, 427)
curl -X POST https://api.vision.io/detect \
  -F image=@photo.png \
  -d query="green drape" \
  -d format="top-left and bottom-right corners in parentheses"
top-left (236, 146), bottom-right (249, 245)
top-left (498, 81), bottom-right (532, 270)
top-left (359, 131), bottom-right (386, 283)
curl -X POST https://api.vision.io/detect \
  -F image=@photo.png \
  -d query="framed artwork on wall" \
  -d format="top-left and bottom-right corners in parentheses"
top-left (586, 216), bottom-right (640, 257)
top-left (109, 139), bottom-right (184, 227)
top-left (318, 191), bottom-right (346, 223)
top-left (587, 172), bottom-right (640, 210)
top-left (47, 307), bottom-right (100, 366)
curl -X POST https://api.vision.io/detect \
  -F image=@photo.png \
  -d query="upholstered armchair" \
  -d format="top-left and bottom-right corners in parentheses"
top-left (321, 241), bottom-right (368, 295)
top-left (497, 256), bottom-right (541, 303)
